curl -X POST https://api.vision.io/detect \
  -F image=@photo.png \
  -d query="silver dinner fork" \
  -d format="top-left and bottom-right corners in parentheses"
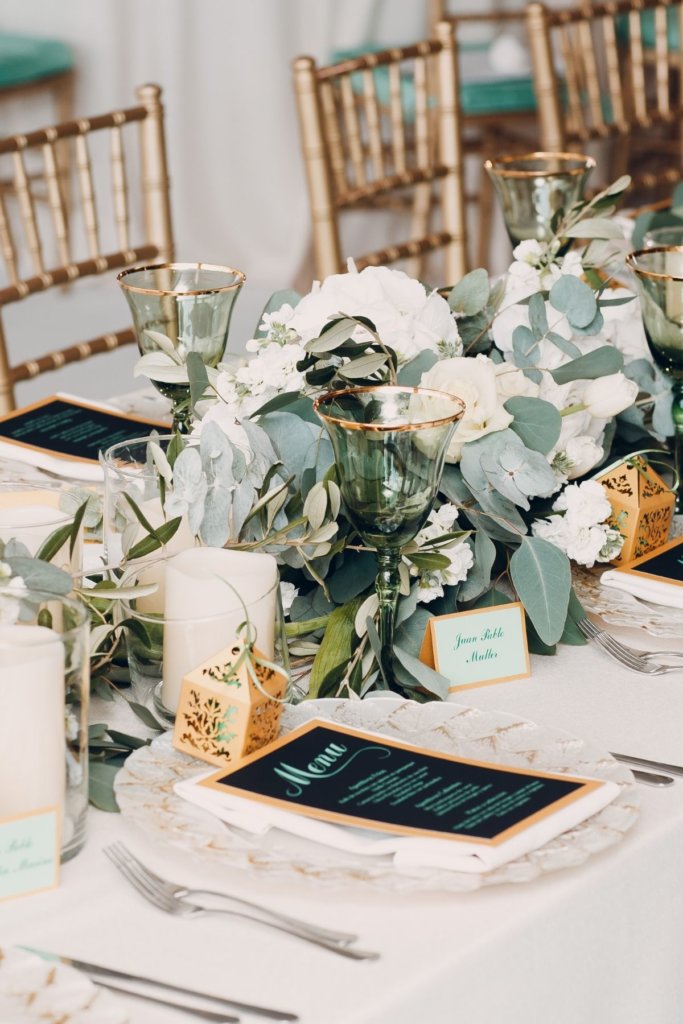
top-left (576, 618), bottom-right (683, 674)
top-left (104, 843), bottom-right (379, 961)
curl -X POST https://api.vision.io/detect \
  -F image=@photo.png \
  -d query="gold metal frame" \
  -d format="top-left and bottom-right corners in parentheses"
top-left (117, 262), bottom-right (246, 296)
top-left (313, 385), bottom-right (465, 432)
top-left (484, 152), bottom-right (596, 179)
top-left (626, 247), bottom-right (683, 281)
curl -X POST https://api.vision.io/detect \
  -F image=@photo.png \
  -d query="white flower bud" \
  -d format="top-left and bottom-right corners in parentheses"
top-left (582, 372), bottom-right (638, 418)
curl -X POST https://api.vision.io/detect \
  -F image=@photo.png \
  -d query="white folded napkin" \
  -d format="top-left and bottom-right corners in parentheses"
top-left (175, 770), bottom-right (619, 876)
top-left (0, 439), bottom-right (104, 482)
top-left (601, 569), bottom-right (683, 610)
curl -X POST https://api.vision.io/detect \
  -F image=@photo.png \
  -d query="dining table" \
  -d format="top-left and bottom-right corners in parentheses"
top-left (3, 390), bottom-right (683, 1024)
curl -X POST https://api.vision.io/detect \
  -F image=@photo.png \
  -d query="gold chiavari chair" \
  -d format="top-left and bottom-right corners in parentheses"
top-left (292, 21), bottom-right (467, 288)
top-left (526, 0), bottom-right (683, 203)
top-left (0, 82), bottom-right (173, 414)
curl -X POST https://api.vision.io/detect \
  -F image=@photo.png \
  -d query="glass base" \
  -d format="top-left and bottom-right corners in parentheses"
top-left (153, 682), bottom-right (176, 726)
top-left (60, 794), bottom-right (88, 863)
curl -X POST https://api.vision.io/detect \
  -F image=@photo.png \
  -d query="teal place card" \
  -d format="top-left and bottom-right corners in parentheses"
top-left (419, 602), bottom-right (531, 692)
top-left (0, 807), bottom-right (60, 902)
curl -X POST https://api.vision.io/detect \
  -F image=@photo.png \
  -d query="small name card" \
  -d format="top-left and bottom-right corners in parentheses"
top-left (419, 602), bottom-right (530, 692)
top-left (0, 807), bottom-right (60, 903)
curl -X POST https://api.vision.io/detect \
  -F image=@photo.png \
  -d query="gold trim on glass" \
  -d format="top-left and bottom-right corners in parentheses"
top-left (117, 261), bottom-right (246, 296)
top-left (484, 151), bottom-right (596, 179)
top-left (313, 385), bottom-right (465, 432)
top-left (626, 248), bottom-right (683, 282)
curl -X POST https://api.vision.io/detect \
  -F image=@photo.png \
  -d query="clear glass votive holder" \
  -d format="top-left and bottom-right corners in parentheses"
top-left (102, 434), bottom-right (196, 568)
top-left (120, 552), bottom-right (289, 724)
top-left (0, 587), bottom-right (90, 862)
top-left (643, 226), bottom-right (683, 248)
top-left (0, 481), bottom-right (84, 574)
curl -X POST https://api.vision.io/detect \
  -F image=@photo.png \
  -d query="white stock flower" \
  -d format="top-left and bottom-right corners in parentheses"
top-left (581, 373), bottom-right (639, 419)
top-left (552, 478), bottom-right (611, 527)
top-left (421, 355), bottom-right (513, 462)
top-left (562, 435), bottom-right (604, 479)
top-left (532, 478), bottom-right (623, 567)
top-left (280, 581), bottom-right (299, 616)
top-left (408, 503), bottom-right (472, 603)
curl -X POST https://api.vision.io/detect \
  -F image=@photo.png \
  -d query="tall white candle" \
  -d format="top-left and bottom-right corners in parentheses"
top-left (119, 497), bottom-right (197, 614)
top-left (0, 625), bottom-right (65, 819)
top-left (161, 548), bottom-right (279, 713)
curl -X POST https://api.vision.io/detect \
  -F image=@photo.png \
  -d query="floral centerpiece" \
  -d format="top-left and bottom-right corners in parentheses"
top-left (128, 175), bottom-right (672, 701)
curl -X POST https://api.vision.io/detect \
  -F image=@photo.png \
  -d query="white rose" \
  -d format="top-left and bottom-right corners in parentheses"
top-left (600, 288), bottom-right (650, 362)
top-left (563, 435), bottom-right (604, 479)
top-left (563, 524), bottom-right (612, 567)
top-left (421, 355), bottom-right (513, 462)
top-left (582, 372), bottom-right (638, 418)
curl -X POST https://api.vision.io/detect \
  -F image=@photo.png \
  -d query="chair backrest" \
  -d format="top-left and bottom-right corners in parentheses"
top-left (0, 82), bottom-right (173, 413)
top-left (526, 0), bottom-right (683, 193)
top-left (291, 22), bottom-right (467, 287)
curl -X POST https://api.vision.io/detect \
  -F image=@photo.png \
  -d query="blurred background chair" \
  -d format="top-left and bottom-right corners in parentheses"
top-left (292, 21), bottom-right (467, 289)
top-left (0, 82), bottom-right (173, 414)
top-left (526, 0), bottom-right (683, 207)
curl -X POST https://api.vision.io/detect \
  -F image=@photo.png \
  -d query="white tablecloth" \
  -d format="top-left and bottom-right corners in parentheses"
top-left (3, 443), bottom-right (683, 1023)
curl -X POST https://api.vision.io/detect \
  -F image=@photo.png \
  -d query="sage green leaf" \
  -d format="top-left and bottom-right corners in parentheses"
top-left (251, 392), bottom-right (318, 421)
top-left (470, 588), bottom-right (511, 608)
top-left (126, 517), bottom-right (182, 560)
top-left (306, 318), bottom-right (357, 353)
top-left (143, 330), bottom-right (181, 361)
top-left (393, 645), bottom-right (450, 700)
top-left (107, 729), bottom-right (148, 750)
top-left (549, 345), bottom-right (623, 384)
top-left (186, 351), bottom-right (210, 408)
top-left (546, 330), bottom-right (581, 360)
top-left (128, 701), bottom-right (166, 731)
top-left (88, 761), bottom-right (120, 812)
top-left (308, 598), bottom-right (362, 698)
top-left (510, 536), bottom-right (571, 645)
top-left (563, 217), bottom-right (625, 239)
top-left (505, 396), bottom-right (562, 454)
top-left (339, 352), bottom-right (390, 379)
top-left (5, 557), bottom-right (71, 594)
top-left (512, 325), bottom-right (539, 367)
top-left (405, 550), bottom-right (452, 571)
top-left (549, 275), bottom-right (597, 330)
top-left (327, 550), bottom-right (377, 603)
top-left (570, 307), bottom-right (604, 337)
top-left (448, 268), bottom-right (489, 315)
top-left (459, 529), bottom-right (496, 602)
top-left (560, 587), bottom-right (589, 646)
top-left (397, 350), bottom-right (439, 385)
top-left (528, 292), bottom-right (548, 339)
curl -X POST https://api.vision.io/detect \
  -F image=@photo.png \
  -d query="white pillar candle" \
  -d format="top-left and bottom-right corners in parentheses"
top-left (161, 548), bottom-right (279, 713)
top-left (0, 492), bottom-right (80, 573)
top-left (0, 625), bottom-right (65, 819)
top-left (122, 498), bottom-right (197, 614)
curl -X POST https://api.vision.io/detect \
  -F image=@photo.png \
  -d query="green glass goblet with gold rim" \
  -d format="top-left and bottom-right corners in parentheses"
top-left (314, 385), bottom-right (465, 691)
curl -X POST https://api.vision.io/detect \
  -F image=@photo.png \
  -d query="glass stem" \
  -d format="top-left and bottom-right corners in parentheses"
top-left (172, 401), bottom-right (193, 435)
top-left (375, 548), bottom-right (401, 690)
top-left (672, 380), bottom-right (683, 514)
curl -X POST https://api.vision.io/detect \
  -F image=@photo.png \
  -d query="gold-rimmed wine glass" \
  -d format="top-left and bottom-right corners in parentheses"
top-left (314, 385), bottom-right (465, 690)
top-left (118, 262), bottom-right (245, 433)
top-left (626, 247), bottom-right (683, 512)
top-left (485, 151), bottom-right (596, 249)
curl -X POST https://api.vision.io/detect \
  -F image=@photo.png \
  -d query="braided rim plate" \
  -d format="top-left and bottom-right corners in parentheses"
top-left (115, 697), bottom-right (639, 893)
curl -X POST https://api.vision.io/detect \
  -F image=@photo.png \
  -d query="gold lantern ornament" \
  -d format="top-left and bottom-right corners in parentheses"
top-left (173, 641), bottom-right (289, 769)
top-left (596, 454), bottom-right (675, 565)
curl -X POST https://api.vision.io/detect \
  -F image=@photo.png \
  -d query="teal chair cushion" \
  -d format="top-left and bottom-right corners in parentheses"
top-left (331, 43), bottom-right (536, 118)
top-left (0, 33), bottom-right (73, 89)
top-left (615, 9), bottom-right (679, 50)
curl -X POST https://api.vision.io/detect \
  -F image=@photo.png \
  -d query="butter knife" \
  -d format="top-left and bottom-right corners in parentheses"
top-left (611, 751), bottom-right (683, 778)
top-left (21, 949), bottom-right (297, 1022)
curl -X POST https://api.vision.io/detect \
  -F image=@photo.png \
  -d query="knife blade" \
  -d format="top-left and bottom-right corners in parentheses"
top-left (21, 948), bottom-right (298, 1022)
top-left (611, 751), bottom-right (683, 778)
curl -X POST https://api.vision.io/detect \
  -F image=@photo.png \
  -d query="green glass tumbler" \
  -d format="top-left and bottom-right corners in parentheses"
top-left (314, 385), bottom-right (464, 690)
top-left (118, 262), bottom-right (245, 433)
top-left (626, 247), bottom-right (683, 512)
top-left (485, 151), bottom-right (595, 249)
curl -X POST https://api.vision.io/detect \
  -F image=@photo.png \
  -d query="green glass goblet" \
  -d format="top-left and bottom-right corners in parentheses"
top-left (484, 151), bottom-right (595, 251)
top-left (626, 247), bottom-right (683, 512)
top-left (118, 262), bottom-right (245, 434)
top-left (314, 385), bottom-right (464, 690)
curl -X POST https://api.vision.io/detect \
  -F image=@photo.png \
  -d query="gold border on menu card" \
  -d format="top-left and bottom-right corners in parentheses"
top-left (0, 805), bottom-right (60, 903)
top-left (0, 395), bottom-right (168, 466)
top-left (614, 534), bottom-right (683, 589)
top-left (419, 602), bottom-right (532, 692)
top-left (199, 719), bottom-right (605, 848)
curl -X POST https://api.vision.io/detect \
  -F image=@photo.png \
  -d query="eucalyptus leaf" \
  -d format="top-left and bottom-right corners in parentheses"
top-left (510, 536), bottom-right (571, 645)
top-left (306, 318), bottom-right (357, 353)
top-left (187, 351), bottom-right (210, 407)
top-left (397, 349), bottom-right (439, 385)
top-left (563, 217), bottom-right (625, 239)
top-left (308, 597), bottom-right (361, 698)
top-left (549, 275), bottom-right (597, 330)
top-left (88, 761), bottom-right (120, 812)
top-left (549, 345), bottom-right (623, 384)
top-left (448, 268), bottom-right (489, 315)
top-left (505, 396), bottom-right (562, 455)
top-left (339, 352), bottom-right (390, 379)
top-left (393, 645), bottom-right (450, 700)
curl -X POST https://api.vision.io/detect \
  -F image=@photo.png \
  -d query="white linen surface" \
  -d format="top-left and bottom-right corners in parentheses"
top-left (175, 756), bottom-right (619, 874)
top-left (601, 567), bottom-right (683, 609)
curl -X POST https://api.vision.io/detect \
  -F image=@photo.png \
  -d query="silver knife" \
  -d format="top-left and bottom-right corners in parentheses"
top-left (95, 980), bottom-right (239, 1021)
top-left (21, 949), bottom-right (298, 1022)
top-left (629, 768), bottom-right (675, 787)
top-left (611, 751), bottom-right (683, 778)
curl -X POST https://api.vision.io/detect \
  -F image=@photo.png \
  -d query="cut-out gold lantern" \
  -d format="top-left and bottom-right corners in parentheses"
top-left (596, 455), bottom-right (675, 564)
top-left (172, 642), bottom-right (288, 768)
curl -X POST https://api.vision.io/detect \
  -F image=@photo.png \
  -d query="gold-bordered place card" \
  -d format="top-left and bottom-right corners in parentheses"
top-left (613, 534), bottom-right (683, 588)
top-left (419, 602), bottom-right (531, 693)
top-left (0, 807), bottom-right (60, 903)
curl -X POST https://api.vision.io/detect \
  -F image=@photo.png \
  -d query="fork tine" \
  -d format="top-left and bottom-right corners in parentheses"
top-left (578, 618), bottom-right (662, 673)
top-left (104, 846), bottom-right (180, 912)
top-left (109, 842), bottom-right (174, 897)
